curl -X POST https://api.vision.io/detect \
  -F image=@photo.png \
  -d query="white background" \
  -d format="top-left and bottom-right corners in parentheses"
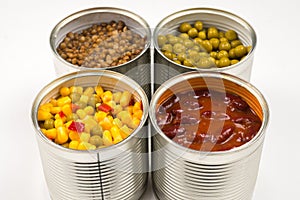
top-left (0, 0), bottom-right (299, 199)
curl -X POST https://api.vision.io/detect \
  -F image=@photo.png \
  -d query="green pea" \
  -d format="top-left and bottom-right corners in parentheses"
top-left (219, 41), bottom-right (231, 51)
top-left (234, 45), bottom-right (247, 58)
top-left (177, 53), bottom-right (187, 62)
top-left (44, 119), bottom-right (54, 129)
top-left (194, 21), bottom-right (203, 31)
top-left (217, 50), bottom-right (229, 59)
top-left (225, 30), bottom-right (238, 41)
top-left (183, 59), bottom-right (193, 67)
top-left (193, 37), bottom-right (203, 45)
top-left (231, 59), bottom-right (239, 65)
top-left (168, 36), bottom-right (179, 45)
top-left (179, 33), bottom-right (189, 40)
top-left (218, 57), bottom-right (231, 67)
top-left (247, 46), bottom-right (252, 53)
top-left (191, 45), bottom-right (201, 52)
top-left (173, 60), bottom-right (181, 65)
top-left (173, 43), bottom-right (185, 54)
top-left (231, 40), bottom-right (242, 48)
top-left (157, 35), bottom-right (167, 47)
top-left (207, 27), bottom-right (219, 39)
top-left (163, 51), bottom-right (173, 60)
top-left (89, 135), bottom-right (103, 146)
top-left (196, 57), bottom-right (213, 68)
top-left (188, 50), bottom-right (200, 62)
top-left (201, 40), bottom-right (213, 52)
top-left (188, 28), bottom-right (198, 38)
top-left (179, 22), bottom-right (192, 33)
top-left (161, 44), bottom-right (173, 52)
top-left (218, 32), bottom-right (225, 38)
top-left (91, 125), bottom-right (103, 136)
top-left (210, 51), bottom-right (218, 59)
top-left (228, 49), bottom-right (236, 59)
top-left (209, 38), bottom-right (220, 50)
top-left (183, 39), bottom-right (194, 48)
top-left (198, 31), bottom-right (207, 40)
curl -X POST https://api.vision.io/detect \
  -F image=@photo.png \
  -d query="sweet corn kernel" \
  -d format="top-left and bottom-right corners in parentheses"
top-left (130, 117), bottom-right (140, 129)
top-left (83, 117), bottom-right (97, 133)
top-left (39, 103), bottom-right (53, 112)
top-left (37, 110), bottom-right (53, 121)
top-left (112, 105), bottom-right (123, 115)
top-left (70, 86), bottom-right (83, 94)
top-left (45, 128), bottom-right (57, 140)
top-left (54, 118), bottom-right (64, 128)
top-left (133, 110), bottom-right (143, 120)
top-left (60, 87), bottom-right (70, 96)
top-left (111, 126), bottom-right (123, 144)
top-left (95, 86), bottom-right (104, 96)
top-left (119, 125), bottom-right (132, 139)
top-left (133, 101), bottom-right (142, 112)
top-left (69, 131), bottom-right (80, 141)
top-left (69, 140), bottom-right (79, 150)
top-left (77, 141), bottom-right (87, 150)
top-left (79, 94), bottom-right (89, 104)
top-left (61, 143), bottom-right (69, 148)
top-left (56, 127), bottom-right (68, 144)
top-left (126, 106), bottom-right (133, 114)
top-left (76, 109), bottom-right (87, 119)
top-left (80, 132), bottom-right (91, 143)
top-left (50, 107), bottom-right (62, 115)
top-left (113, 118), bottom-right (123, 128)
top-left (100, 117), bottom-right (113, 130)
top-left (101, 91), bottom-right (112, 103)
top-left (83, 87), bottom-right (94, 97)
top-left (112, 91), bottom-right (122, 103)
top-left (94, 111), bottom-right (107, 122)
top-left (103, 130), bottom-right (113, 146)
top-left (84, 106), bottom-right (95, 115)
top-left (62, 104), bottom-right (72, 117)
top-left (57, 96), bottom-right (71, 107)
top-left (120, 91), bottom-right (132, 107)
top-left (49, 98), bottom-right (57, 106)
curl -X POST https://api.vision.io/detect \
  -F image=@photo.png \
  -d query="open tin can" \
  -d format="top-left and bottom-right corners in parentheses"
top-left (31, 70), bottom-right (149, 200)
top-left (50, 7), bottom-right (151, 97)
top-left (150, 71), bottom-right (269, 200)
top-left (153, 8), bottom-right (257, 89)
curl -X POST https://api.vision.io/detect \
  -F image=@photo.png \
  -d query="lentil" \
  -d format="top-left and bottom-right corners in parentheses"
top-left (57, 21), bottom-right (146, 68)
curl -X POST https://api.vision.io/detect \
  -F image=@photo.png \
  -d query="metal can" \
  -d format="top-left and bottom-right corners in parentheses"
top-left (50, 7), bottom-right (151, 97)
top-left (31, 70), bottom-right (149, 200)
top-left (149, 71), bottom-right (269, 200)
top-left (153, 8), bottom-right (257, 89)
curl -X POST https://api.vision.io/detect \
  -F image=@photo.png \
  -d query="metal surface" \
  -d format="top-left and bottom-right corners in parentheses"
top-left (32, 70), bottom-right (149, 200)
top-left (50, 7), bottom-right (151, 98)
top-left (149, 72), bottom-right (269, 200)
top-left (153, 8), bottom-right (257, 89)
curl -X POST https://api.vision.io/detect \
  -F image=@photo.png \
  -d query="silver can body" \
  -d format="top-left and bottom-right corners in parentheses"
top-left (50, 7), bottom-right (151, 98)
top-left (153, 8), bottom-right (257, 89)
top-left (149, 72), bottom-right (269, 200)
top-left (32, 70), bottom-right (149, 200)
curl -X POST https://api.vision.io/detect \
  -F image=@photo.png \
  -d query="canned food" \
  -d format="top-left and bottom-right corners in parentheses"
top-left (50, 7), bottom-right (151, 97)
top-left (32, 70), bottom-right (149, 200)
top-left (150, 72), bottom-right (269, 200)
top-left (154, 8), bottom-right (257, 89)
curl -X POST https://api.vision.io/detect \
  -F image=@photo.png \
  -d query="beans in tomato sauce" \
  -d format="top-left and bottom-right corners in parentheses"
top-left (156, 89), bottom-right (262, 151)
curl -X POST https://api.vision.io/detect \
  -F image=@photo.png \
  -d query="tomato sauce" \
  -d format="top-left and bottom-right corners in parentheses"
top-left (156, 89), bottom-right (262, 151)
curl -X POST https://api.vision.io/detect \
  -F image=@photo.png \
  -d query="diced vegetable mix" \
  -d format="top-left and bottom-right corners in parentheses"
top-left (37, 85), bottom-right (143, 150)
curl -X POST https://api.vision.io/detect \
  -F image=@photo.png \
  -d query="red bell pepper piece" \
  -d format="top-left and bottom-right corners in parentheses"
top-left (68, 121), bottom-right (85, 133)
top-left (58, 111), bottom-right (66, 118)
top-left (98, 103), bottom-right (113, 113)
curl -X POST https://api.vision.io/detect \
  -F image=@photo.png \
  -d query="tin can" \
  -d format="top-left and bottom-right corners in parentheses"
top-left (31, 70), bottom-right (149, 200)
top-left (149, 71), bottom-right (269, 200)
top-left (50, 7), bottom-right (151, 97)
top-left (153, 8), bottom-right (257, 89)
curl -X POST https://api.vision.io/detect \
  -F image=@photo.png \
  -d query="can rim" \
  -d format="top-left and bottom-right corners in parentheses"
top-left (49, 7), bottom-right (151, 71)
top-left (153, 7), bottom-right (257, 72)
top-left (149, 71), bottom-right (269, 156)
top-left (31, 70), bottom-right (149, 154)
